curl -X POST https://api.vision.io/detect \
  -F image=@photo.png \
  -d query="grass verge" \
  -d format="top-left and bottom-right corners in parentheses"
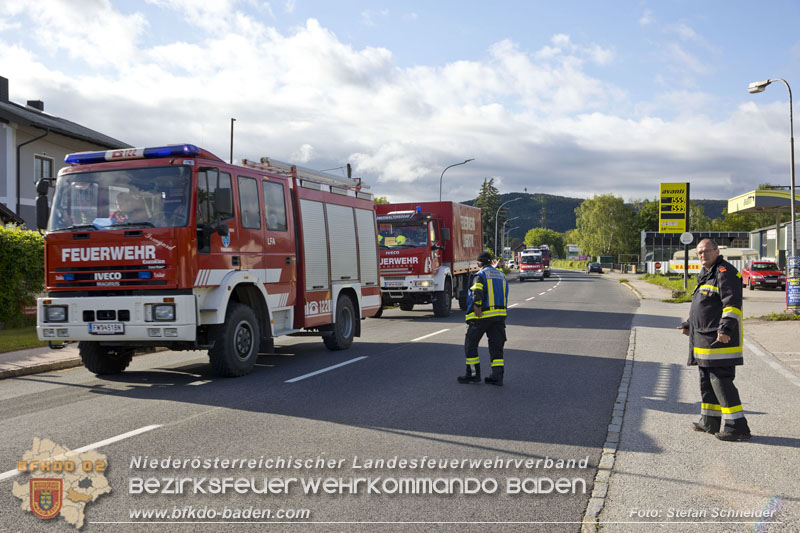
top-left (752, 312), bottom-right (800, 321)
top-left (638, 273), bottom-right (696, 303)
top-left (0, 326), bottom-right (47, 353)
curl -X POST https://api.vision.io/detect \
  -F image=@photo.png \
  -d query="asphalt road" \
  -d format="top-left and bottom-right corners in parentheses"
top-left (0, 270), bottom-right (638, 532)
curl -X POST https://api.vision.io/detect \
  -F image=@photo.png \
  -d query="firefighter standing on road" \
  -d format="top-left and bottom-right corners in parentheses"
top-left (679, 238), bottom-right (752, 441)
top-left (459, 252), bottom-right (508, 386)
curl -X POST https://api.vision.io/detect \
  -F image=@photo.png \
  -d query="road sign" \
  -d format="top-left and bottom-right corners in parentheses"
top-left (659, 182), bottom-right (689, 233)
top-left (679, 232), bottom-right (694, 245)
top-left (655, 262), bottom-right (662, 269)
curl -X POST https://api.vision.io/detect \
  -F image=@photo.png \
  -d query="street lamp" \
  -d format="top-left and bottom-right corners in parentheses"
top-left (503, 225), bottom-right (519, 257)
top-left (439, 159), bottom-right (474, 202)
top-left (501, 217), bottom-right (519, 255)
top-left (749, 78), bottom-right (796, 259)
top-left (494, 197), bottom-right (521, 255)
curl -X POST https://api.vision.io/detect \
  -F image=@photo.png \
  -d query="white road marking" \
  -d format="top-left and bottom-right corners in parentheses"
top-left (526, 297), bottom-right (536, 301)
top-left (285, 357), bottom-right (368, 383)
top-left (187, 380), bottom-right (211, 386)
top-left (0, 424), bottom-right (162, 482)
top-left (412, 329), bottom-right (450, 342)
top-left (539, 292), bottom-right (547, 296)
top-left (509, 303), bottom-right (519, 308)
top-left (547, 288), bottom-right (553, 292)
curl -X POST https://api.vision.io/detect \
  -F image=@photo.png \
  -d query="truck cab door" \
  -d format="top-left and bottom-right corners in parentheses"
top-left (196, 168), bottom-right (236, 270)
top-left (261, 178), bottom-right (297, 312)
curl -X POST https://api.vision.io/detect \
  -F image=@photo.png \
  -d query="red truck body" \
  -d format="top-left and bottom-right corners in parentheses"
top-left (526, 245), bottom-right (552, 277)
top-left (375, 201), bottom-right (482, 316)
top-left (36, 144), bottom-right (380, 376)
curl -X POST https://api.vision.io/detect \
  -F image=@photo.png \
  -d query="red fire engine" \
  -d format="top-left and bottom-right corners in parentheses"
top-left (35, 144), bottom-right (381, 377)
top-left (375, 201), bottom-right (482, 316)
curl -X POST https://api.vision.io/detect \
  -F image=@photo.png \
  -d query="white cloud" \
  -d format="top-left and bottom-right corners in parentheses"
top-left (284, 0), bottom-right (295, 14)
top-left (638, 9), bottom-right (654, 26)
top-left (0, 7), bottom-right (787, 204)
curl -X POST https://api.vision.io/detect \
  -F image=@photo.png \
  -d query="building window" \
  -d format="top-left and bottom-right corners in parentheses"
top-left (34, 154), bottom-right (54, 182)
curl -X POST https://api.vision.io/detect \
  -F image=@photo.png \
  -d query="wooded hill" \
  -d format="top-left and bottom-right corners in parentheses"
top-left (462, 193), bottom-right (727, 240)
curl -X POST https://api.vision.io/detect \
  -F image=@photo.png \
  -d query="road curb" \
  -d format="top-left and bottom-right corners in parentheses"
top-left (619, 280), bottom-right (643, 299)
top-left (581, 327), bottom-right (636, 532)
top-left (0, 357), bottom-right (83, 379)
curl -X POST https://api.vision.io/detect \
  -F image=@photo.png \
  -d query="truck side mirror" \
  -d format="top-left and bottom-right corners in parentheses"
top-left (36, 179), bottom-right (50, 195)
top-left (36, 195), bottom-right (49, 230)
top-left (441, 228), bottom-right (450, 241)
top-left (216, 223), bottom-right (229, 237)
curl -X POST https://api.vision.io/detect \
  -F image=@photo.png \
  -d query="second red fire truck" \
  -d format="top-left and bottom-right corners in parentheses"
top-left (36, 144), bottom-right (381, 377)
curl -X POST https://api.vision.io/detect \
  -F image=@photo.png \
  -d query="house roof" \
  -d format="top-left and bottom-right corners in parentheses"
top-left (0, 99), bottom-right (130, 149)
top-left (0, 200), bottom-right (24, 225)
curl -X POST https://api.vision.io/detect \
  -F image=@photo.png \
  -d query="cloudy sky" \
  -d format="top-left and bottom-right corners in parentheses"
top-left (2, 0), bottom-right (799, 203)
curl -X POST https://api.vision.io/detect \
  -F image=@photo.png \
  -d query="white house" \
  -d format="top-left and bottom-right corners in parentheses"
top-left (0, 75), bottom-right (129, 228)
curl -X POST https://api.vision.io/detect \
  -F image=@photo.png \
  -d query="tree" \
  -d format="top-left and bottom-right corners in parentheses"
top-left (574, 194), bottom-right (638, 258)
top-left (473, 178), bottom-right (501, 251)
top-left (689, 202), bottom-right (712, 231)
top-left (374, 196), bottom-right (389, 205)
top-left (524, 228), bottom-right (564, 257)
top-left (632, 198), bottom-right (659, 233)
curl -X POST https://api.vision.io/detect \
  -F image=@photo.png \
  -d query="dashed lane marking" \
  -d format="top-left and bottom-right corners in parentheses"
top-left (285, 357), bottom-right (368, 383)
top-left (411, 329), bottom-right (450, 342)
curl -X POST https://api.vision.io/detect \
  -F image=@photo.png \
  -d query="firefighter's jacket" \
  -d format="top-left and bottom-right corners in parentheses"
top-left (682, 256), bottom-right (743, 367)
top-left (466, 266), bottom-right (508, 322)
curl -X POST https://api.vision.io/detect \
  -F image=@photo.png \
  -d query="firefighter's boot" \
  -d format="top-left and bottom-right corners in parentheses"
top-left (457, 364), bottom-right (481, 384)
top-left (484, 367), bottom-right (504, 386)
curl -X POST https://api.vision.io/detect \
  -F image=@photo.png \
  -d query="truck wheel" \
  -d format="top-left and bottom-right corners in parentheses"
top-left (371, 306), bottom-right (384, 318)
top-left (399, 302), bottom-right (414, 311)
top-left (324, 296), bottom-right (355, 351)
top-left (433, 280), bottom-right (452, 317)
top-left (208, 303), bottom-right (260, 377)
top-left (458, 295), bottom-right (468, 310)
top-left (79, 342), bottom-right (133, 375)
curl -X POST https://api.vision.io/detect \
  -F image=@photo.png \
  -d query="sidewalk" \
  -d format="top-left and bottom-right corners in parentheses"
top-left (0, 343), bottom-right (81, 379)
top-left (587, 270), bottom-right (800, 531)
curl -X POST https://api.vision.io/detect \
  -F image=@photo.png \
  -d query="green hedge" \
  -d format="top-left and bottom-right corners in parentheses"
top-left (0, 226), bottom-right (44, 325)
top-left (551, 259), bottom-right (589, 270)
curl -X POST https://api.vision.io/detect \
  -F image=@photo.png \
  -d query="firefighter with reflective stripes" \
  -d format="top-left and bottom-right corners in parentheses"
top-left (458, 252), bottom-right (508, 386)
top-left (680, 238), bottom-right (751, 441)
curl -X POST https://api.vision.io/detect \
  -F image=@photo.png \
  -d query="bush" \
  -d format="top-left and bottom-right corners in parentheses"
top-left (551, 259), bottom-right (589, 270)
top-left (0, 225), bottom-right (44, 324)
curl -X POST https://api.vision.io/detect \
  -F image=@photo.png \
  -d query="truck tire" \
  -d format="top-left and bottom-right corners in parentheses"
top-left (458, 294), bottom-right (468, 310)
top-left (208, 303), bottom-right (260, 377)
top-left (79, 342), bottom-right (133, 375)
top-left (399, 302), bottom-right (414, 311)
top-left (324, 296), bottom-right (356, 351)
top-left (433, 279), bottom-right (452, 317)
top-left (371, 306), bottom-right (384, 318)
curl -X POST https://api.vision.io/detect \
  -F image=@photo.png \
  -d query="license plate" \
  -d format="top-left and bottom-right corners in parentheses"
top-left (385, 281), bottom-right (404, 287)
top-left (89, 323), bottom-right (124, 335)
top-left (765, 280), bottom-right (776, 283)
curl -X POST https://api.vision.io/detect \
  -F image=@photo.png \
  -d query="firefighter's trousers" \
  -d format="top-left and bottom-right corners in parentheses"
top-left (464, 316), bottom-right (506, 373)
top-left (698, 366), bottom-right (750, 434)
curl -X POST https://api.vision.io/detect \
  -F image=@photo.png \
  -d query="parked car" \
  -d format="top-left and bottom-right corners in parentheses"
top-left (506, 259), bottom-right (515, 269)
top-left (586, 263), bottom-right (603, 274)
top-left (741, 261), bottom-right (786, 290)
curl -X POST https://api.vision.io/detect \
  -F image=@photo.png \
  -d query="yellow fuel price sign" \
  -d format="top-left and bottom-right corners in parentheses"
top-left (659, 182), bottom-right (689, 233)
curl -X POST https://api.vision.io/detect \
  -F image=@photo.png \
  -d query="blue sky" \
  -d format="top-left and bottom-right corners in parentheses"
top-left (2, 0), bottom-right (799, 203)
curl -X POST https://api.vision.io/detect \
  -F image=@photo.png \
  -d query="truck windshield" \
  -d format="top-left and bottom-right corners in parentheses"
top-left (48, 166), bottom-right (191, 231)
top-left (378, 222), bottom-right (429, 249)
top-left (521, 255), bottom-right (541, 264)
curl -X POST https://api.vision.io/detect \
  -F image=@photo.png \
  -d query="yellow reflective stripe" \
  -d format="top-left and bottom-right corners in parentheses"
top-left (502, 279), bottom-right (507, 302)
top-left (487, 279), bottom-right (495, 308)
top-left (736, 272), bottom-right (742, 278)
top-left (694, 346), bottom-right (743, 355)
top-left (722, 307), bottom-right (742, 319)
top-left (699, 284), bottom-right (719, 293)
top-left (471, 282), bottom-right (483, 291)
top-left (491, 359), bottom-right (504, 367)
top-left (480, 309), bottom-right (507, 318)
top-left (466, 357), bottom-right (480, 364)
top-left (466, 312), bottom-right (478, 320)
top-left (721, 405), bottom-right (743, 414)
top-left (473, 300), bottom-right (483, 305)
top-left (701, 403), bottom-right (722, 411)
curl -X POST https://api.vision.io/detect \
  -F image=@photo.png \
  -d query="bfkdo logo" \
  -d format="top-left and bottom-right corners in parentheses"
top-left (12, 438), bottom-right (111, 529)
top-left (30, 479), bottom-right (63, 519)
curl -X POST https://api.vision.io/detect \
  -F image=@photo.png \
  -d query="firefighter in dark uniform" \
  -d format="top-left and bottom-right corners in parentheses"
top-left (458, 252), bottom-right (508, 386)
top-left (680, 238), bottom-right (751, 441)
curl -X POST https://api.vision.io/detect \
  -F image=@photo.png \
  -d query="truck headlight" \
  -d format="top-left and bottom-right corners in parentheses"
top-left (45, 306), bottom-right (68, 322)
top-left (153, 304), bottom-right (175, 321)
top-left (414, 280), bottom-right (432, 288)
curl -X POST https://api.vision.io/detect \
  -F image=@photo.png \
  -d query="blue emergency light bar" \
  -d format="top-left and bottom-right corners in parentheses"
top-left (65, 144), bottom-right (202, 165)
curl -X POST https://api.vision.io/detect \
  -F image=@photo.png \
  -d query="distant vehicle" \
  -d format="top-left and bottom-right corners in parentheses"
top-left (506, 259), bottom-right (515, 269)
top-left (586, 263), bottom-right (603, 274)
top-left (526, 245), bottom-right (551, 277)
top-left (519, 251), bottom-right (544, 282)
top-left (741, 261), bottom-right (786, 291)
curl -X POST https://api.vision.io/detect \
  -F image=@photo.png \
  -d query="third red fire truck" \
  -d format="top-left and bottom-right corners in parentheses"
top-left (36, 144), bottom-right (380, 377)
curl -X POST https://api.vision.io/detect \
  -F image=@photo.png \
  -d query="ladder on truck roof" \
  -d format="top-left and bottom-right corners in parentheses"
top-left (241, 157), bottom-right (369, 191)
